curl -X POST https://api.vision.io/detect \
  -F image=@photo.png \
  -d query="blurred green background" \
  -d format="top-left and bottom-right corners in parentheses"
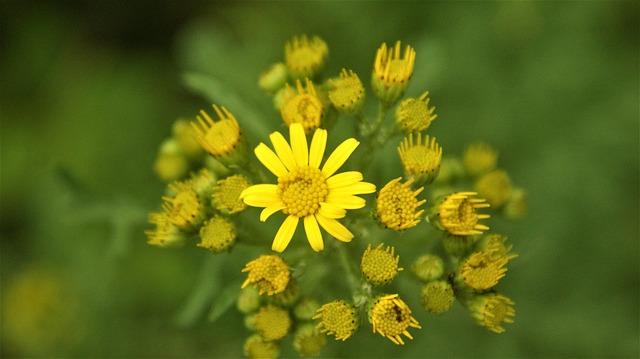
top-left (1, 1), bottom-right (638, 357)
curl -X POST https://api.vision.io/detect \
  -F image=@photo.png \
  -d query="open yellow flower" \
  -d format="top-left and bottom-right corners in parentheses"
top-left (240, 123), bottom-right (376, 252)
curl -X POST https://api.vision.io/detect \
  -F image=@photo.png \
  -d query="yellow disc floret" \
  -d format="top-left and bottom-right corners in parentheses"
top-left (421, 280), bottom-right (455, 315)
top-left (212, 174), bottom-right (252, 214)
top-left (197, 216), bottom-right (236, 253)
top-left (285, 34), bottom-right (329, 79)
top-left (191, 105), bottom-right (245, 164)
top-left (161, 181), bottom-right (203, 229)
top-left (313, 300), bottom-right (359, 341)
top-left (460, 249), bottom-right (511, 291)
top-left (361, 243), bottom-right (403, 286)
top-left (243, 334), bottom-right (280, 359)
top-left (468, 293), bottom-right (515, 333)
top-left (328, 69), bottom-right (365, 115)
top-left (463, 142), bottom-right (498, 177)
top-left (280, 79), bottom-right (324, 133)
top-left (369, 294), bottom-right (421, 345)
top-left (372, 41), bottom-right (416, 105)
top-left (430, 192), bottom-right (490, 236)
top-left (395, 92), bottom-right (437, 132)
top-left (293, 323), bottom-right (327, 357)
top-left (375, 177), bottom-right (426, 231)
top-left (475, 169), bottom-right (513, 208)
top-left (145, 212), bottom-right (186, 247)
top-left (398, 132), bottom-right (443, 185)
top-left (278, 166), bottom-right (328, 217)
top-left (241, 255), bottom-right (291, 295)
top-left (254, 304), bottom-right (292, 341)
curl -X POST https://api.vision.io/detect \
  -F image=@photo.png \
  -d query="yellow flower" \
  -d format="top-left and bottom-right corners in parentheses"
top-left (197, 216), bottom-right (236, 253)
top-left (475, 233), bottom-right (518, 260)
top-left (398, 132), bottom-right (443, 185)
top-left (460, 249), bottom-right (512, 291)
top-left (293, 323), bottom-right (327, 357)
top-left (212, 174), bottom-right (252, 214)
top-left (240, 123), bottom-right (376, 252)
top-left (313, 300), bottom-right (359, 341)
top-left (374, 177), bottom-right (426, 231)
top-left (161, 181), bottom-right (204, 229)
top-left (280, 79), bottom-right (324, 133)
top-left (243, 334), bottom-right (280, 359)
top-left (421, 280), bottom-right (455, 315)
top-left (395, 92), bottom-right (437, 132)
top-left (188, 168), bottom-right (217, 199)
top-left (145, 212), bottom-right (186, 247)
top-left (468, 293), bottom-right (515, 333)
top-left (361, 243), bottom-right (403, 286)
top-left (241, 255), bottom-right (291, 295)
top-left (255, 304), bottom-right (292, 341)
top-left (463, 142), bottom-right (498, 177)
top-left (153, 139), bottom-right (190, 182)
top-left (411, 254), bottom-right (444, 282)
top-left (172, 118), bottom-right (204, 158)
top-left (504, 188), bottom-right (528, 219)
top-left (328, 69), bottom-right (365, 115)
top-left (429, 192), bottom-right (490, 236)
top-left (371, 41), bottom-right (416, 105)
top-left (191, 105), bottom-right (247, 166)
top-left (475, 169), bottom-right (513, 208)
top-left (368, 294), bottom-right (421, 345)
top-left (285, 34), bottom-right (329, 79)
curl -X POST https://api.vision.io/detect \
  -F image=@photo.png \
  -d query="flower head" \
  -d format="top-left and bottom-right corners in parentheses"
top-left (293, 323), bottom-right (327, 357)
top-left (475, 233), bottom-right (517, 260)
top-left (161, 181), bottom-right (204, 229)
top-left (172, 118), bottom-right (204, 158)
top-left (374, 177), bottom-right (426, 231)
top-left (145, 213), bottom-right (186, 247)
top-left (411, 254), bottom-right (444, 282)
top-left (475, 169), bottom-right (513, 208)
top-left (243, 334), bottom-right (280, 359)
top-left (280, 79), bottom-right (324, 133)
top-left (468, 293), bottom-right (515, 333)
top-left (285, 34), bottom-right (329, 79)
top-left (241, 255), bottom-right (291, 295)
top-left (328, 69), bottom-right (365, 115)
top-left (504, 188), bottom-right (528, 219)
top-left (313, 300), bottom-right (359, 341)
top-left (398, 132), bottom-right (442, 185)
top-left (197, 216), bottom-right (236, 253)
top-left (240, 123), bottom-right (376, 252)
top-left (255, 304), bottom-right (292, 341)
top-left (421, 280), bottom-right (455, 314)
top-left (212, 174), bottom-right (252, 214)
top-left (191, 105), bottom-right (247, 166)
top-left (395, 92), bottom-right (437, 132)
top-left (460, 249), bottom-right (512, 291)
top-left (429, 192), bottom-right (490, 236)
top-left (153, 139), bottom-right (190, 182)
top-left (259, 62), bottom-right (289, 93)
top-left (361, 243), bottom-right (403, 286)
top-left (372, 41), bottom-right (416, 105)
top-left (368, 294), bottom-right (421, 345)
top-left (463, 142), bottom-right (498, 177)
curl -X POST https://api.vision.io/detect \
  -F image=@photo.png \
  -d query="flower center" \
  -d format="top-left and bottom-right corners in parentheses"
top-left (456, 198), bottom-right (479, 232)
top-left (204, 120), bottom-right (240, 156)
top-left (278, 166), bottom-right (328, 217)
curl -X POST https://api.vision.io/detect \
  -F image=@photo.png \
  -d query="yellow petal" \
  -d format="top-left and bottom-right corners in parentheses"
top-left (240, 184), bottom-right (278, 198)
top-left (272, 215), bottom-right (299, 252)
top-left (260, 204), bottom-right (285, 222)
top-left (326, 194), bottom-right (366, 209)
top-left (255, 143), bottom-right (288, 177)
top-left (315, 214), bottom-right (354, 242)
top-left (328, 182), bottom-right (376, 195)
top-left (270, 131), bottom-right (296, 171)
top-left (326, 171), bottom-right (363, 189)
top-left (290, 123), bottom-right (308, 167)
top-left (319, 202), bottom-right (347, 219)
top-left (309, 128), bottom-right (327, 168)
top-left (304, 215), bottom-right (324, 252)
top-left (321, 138), bottom-right (359, 177)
